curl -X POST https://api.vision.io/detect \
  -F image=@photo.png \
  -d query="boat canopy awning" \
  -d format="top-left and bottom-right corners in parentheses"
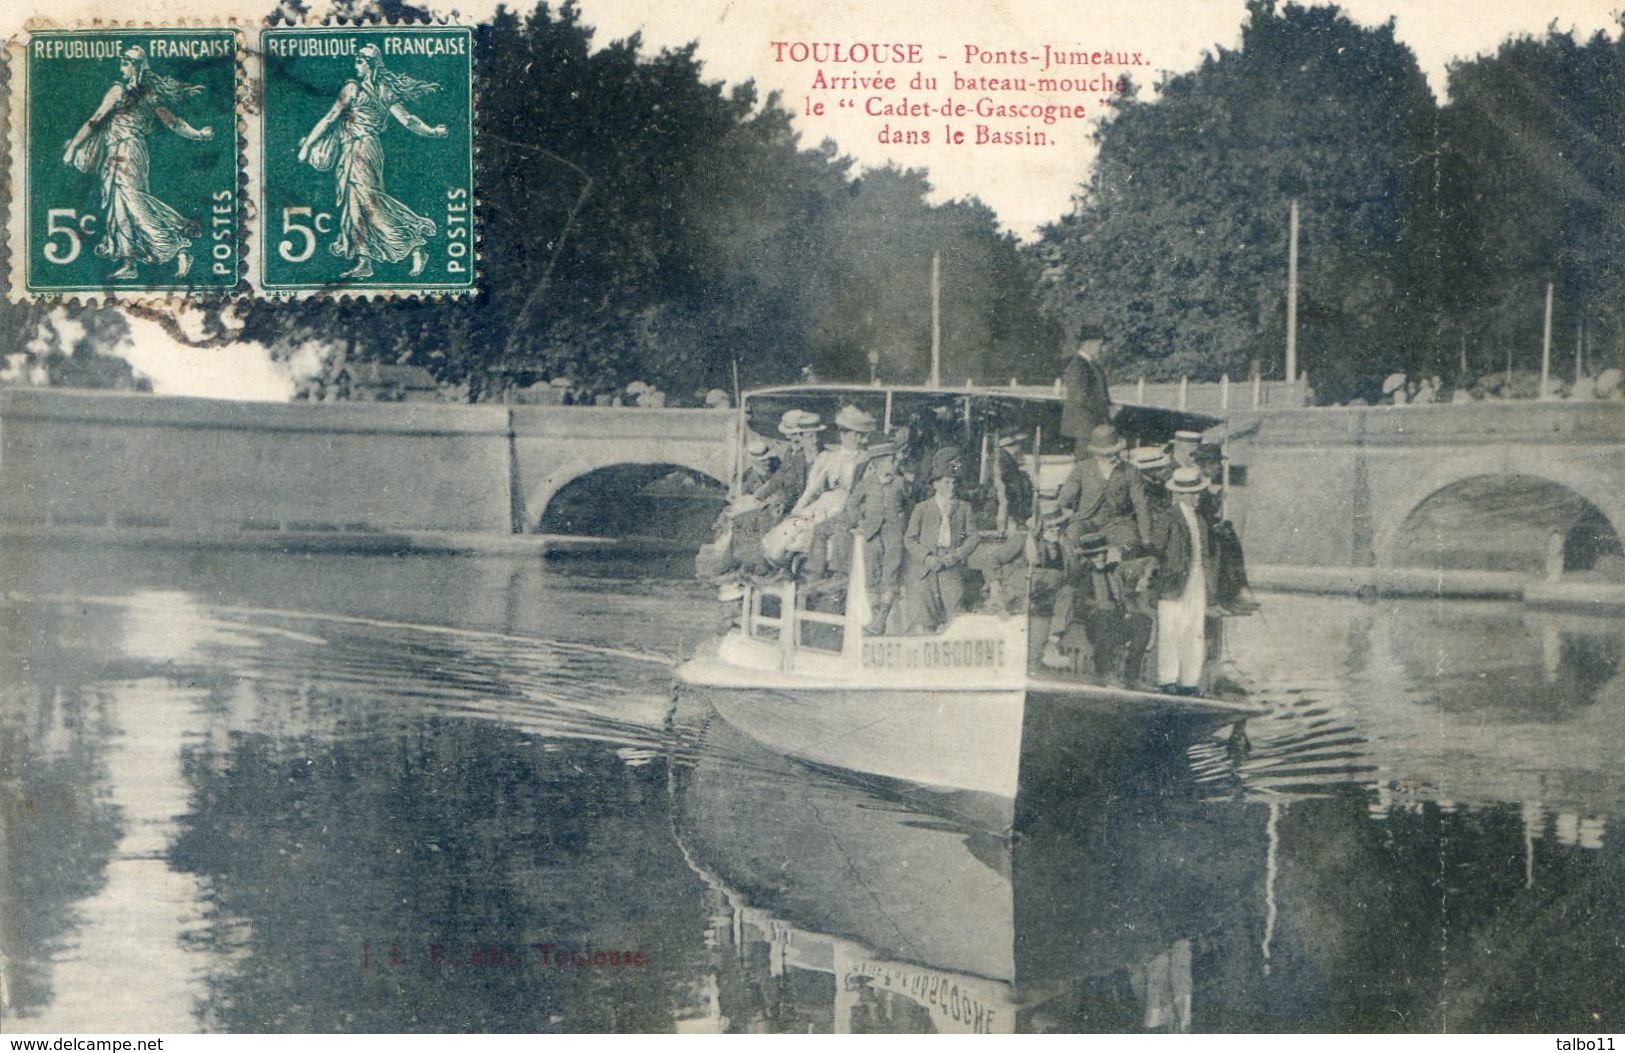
top-left (742, 384), bottom-right (1222, 452)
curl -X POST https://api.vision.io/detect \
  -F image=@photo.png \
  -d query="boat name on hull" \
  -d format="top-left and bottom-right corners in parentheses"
top-left (860, 637), bottom-right (1008, 670)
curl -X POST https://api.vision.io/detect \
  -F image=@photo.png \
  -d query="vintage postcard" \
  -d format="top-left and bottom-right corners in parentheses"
top-left (0, 0), bottom-right (1622, 1041)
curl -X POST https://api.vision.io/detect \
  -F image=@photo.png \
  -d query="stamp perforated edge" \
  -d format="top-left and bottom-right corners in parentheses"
top-left (4, 19), bottom-right (252, 304)
top-left (246, 16), bottom-right (479, 301)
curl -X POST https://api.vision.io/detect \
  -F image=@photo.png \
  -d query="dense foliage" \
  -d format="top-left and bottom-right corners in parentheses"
top-left (231, 1), bottom-right (1060, 399)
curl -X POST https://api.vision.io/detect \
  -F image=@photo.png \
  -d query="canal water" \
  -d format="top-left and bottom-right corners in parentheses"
top-left (1, 543), bottom-right (1622, 1033)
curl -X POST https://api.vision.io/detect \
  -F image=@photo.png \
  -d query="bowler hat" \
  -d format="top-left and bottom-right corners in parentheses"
top-left (1085, 424), bottom-right (1125, 455)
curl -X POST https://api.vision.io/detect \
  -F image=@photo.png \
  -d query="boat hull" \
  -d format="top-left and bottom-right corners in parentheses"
top-left (704, 683), bottom-right (1026, 803)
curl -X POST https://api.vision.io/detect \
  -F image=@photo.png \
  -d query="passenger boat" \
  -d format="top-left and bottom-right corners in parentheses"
top-left (674, 384), bottom-right (1267, 820)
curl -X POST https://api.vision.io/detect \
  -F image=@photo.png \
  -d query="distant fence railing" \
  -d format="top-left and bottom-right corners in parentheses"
top-left (1010, 376), bottom-right (1311, 413)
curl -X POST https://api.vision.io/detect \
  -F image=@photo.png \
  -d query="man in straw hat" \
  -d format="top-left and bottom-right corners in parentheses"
top-left (902, 448), bottom-right (980, 633)
top-left (1056, 423), bottom-right (1152, 562)
top-left (721, 409), bottom-right (821, 574)
top-left (739, 435), bottom-right (779, 494)
top-left (763, 404), bottom-right (875, 565)
top-left (1150, 466), bottom-right (1216, 695)
top-left (805, 438), bottom-right (909, 633)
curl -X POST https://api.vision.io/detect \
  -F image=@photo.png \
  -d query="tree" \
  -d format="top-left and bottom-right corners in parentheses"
top-left (1033, 2), bottom-right (1439, 403)
top-left (1438, 25), bottom-right (1625, 383)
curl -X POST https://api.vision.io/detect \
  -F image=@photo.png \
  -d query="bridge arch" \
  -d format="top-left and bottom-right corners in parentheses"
top-left (509, 406), bottom-right (737, 535)
top-left (1382, 469), bottom-right (1623, 574)
top-left (533, 460), bottom-right (728, 539)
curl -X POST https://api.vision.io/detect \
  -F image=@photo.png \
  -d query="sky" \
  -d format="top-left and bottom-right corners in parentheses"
top-left (6, 0), bottom-right (1621, 396)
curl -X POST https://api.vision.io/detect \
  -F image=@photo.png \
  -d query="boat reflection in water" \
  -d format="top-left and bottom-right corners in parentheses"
top-left (667, 713), bottom-right (1266, 1033)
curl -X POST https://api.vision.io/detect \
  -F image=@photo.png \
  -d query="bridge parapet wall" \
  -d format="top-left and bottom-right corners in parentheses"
top-left (1235, 401), bottom-right (1625, 571)
top-left (0, 387), bottom-right (513, 535)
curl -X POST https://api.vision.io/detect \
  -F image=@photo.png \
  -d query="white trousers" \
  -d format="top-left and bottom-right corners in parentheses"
top-left (1155, 581), bottom-right (1207, 688)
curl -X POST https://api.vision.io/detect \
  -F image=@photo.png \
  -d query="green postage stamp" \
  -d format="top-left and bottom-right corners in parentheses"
top-left (257, 25), bottom-right (475, 296)
top-left (8, 28), bottom-right (243, 298)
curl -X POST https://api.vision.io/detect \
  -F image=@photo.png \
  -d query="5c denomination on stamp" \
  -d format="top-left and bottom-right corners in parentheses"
top-left (8, 28), bottom-right (243, 299)
top-left (257, 24), bottom-right (475, 297)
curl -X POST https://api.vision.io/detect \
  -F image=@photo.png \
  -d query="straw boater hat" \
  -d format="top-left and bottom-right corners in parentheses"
top-left (1128, 446), bottom-right (1171, 471)
top-left (864, 439), bottom-right (899, 460)
top-left (778, 409), bottom-right (824, 436)
top-left (1172, 429), bottom-right (1204, 446)
top-left (834, 404), bottom-right (877, 433)
top-left (1167, 466), bottom-right (1207, 493)
top-left (745, 436), bottom-right (773, 460)
top-left (1085, 424), bottom-right (1125, 456)
top-left (996, 428), bottom-right (1024, 450)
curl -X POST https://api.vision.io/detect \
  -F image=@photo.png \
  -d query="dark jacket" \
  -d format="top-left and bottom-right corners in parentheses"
top-left (1150, 502), bottom-right (1215, 602)
top-left (1058, 459), bottom-right (1152, 546)
top-left (846, 469), bottom-right (909, 542)
top-left (1059, 355), bottom-right (1111, 440)
top-left (903, 496), bottom-right (978, 580)
top-left (752, 447), bottom-right (809, 511)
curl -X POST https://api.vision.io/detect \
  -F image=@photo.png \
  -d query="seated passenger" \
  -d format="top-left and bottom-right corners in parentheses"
top-left (762, 405), bottom-right (875, 566)
top-left (1057, 423), bottom-right (1152, 560)
top-left (805, 439), bottom-right (909, 633)
top-left (902, 449), bottom-right (980, 633)
top-left (739, 435), bottom-right (778, 494)
top-left (967, 428), bottom-right (1036, 614)
top-left (724, 410), bottom-right (821, 573)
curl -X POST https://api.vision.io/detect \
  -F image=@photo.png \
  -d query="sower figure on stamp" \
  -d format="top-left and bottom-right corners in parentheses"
top-left (62, 47), bottom-right (213, 280)
top-left (297, 43), bottom-right (446, 279)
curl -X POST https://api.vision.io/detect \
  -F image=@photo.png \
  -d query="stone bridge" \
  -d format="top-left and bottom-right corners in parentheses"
top-left (0, 387), bottom-right (735, 540)
top-left (1227, 400), bottom-right (1625, 591)
top-left (2, 387), bottom-right (1621, 589)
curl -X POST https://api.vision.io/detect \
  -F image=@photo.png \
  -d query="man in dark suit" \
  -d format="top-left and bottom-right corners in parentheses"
top-left (1059, 324), bottom-right (1111, 443)
top-left (1057, 423), bottom-right (1152, 555)
top-left (902, 449), bottom-right (980, 633)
